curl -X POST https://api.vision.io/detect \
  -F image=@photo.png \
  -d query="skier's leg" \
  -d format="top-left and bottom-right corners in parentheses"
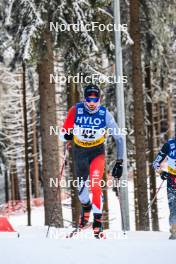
top-left (90, 153), bottom-right (105, 213)
top-left (167, 189), bottom-right (176, 239)
top-left (90, 154), bottom-right (105, 237)
top-left (73, 146), bottom-right (92, 226)
top-left (75, 157), bottom-right (90, 205)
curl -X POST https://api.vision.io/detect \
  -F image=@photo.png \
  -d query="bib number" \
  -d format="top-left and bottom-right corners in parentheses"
top-left (81, 129), bottom-right (96, 139)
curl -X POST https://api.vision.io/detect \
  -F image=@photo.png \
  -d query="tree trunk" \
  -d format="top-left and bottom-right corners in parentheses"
top-left (10, 163), bottom-right (20, 201)
top-left (130, 0), bottom-right (149, 230)
top-left (4, 168), bottom-right (9, 203)
top-left (167, 96), bottom-right (173, 138)
top-left (145, 62), bottom-right (159, 231)
top-left (32, 101), bottom-right (40, 198)
top-left (1, 155), bottom-right (9, 203)
top-left (38, 29), bottom-right (63, 227)
top-left (67, 80), bottom-right (81, 227)
top-left (22, 62), bottom-right (31, 225)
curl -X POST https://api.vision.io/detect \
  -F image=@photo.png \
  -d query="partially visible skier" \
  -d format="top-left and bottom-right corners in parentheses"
top-left (61, 84), bottom-right (124, 238)
top-left (153, 138), bottom-right (176, 239)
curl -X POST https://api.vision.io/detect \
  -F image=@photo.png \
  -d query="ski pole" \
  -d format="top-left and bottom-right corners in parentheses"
top-left (145, 179), bottom-right (165, 216)
top-left (115, 179), bottom-right (126, 235)
top-left (46, 144), bottom-right (68, 238)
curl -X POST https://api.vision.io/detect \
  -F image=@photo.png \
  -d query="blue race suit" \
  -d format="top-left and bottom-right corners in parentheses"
top-left (153, 139), bottom-right (176, 225)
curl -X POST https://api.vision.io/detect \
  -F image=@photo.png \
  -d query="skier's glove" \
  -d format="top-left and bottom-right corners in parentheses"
top-left (160, 171), bottom-right (169, 181)
top-left (112, 160), bottom-right (123, 179)
top-left (64, 132), bottom-right (73, 140)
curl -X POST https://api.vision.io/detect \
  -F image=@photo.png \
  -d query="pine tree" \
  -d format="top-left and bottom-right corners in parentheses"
top-left (130, 0), bottom-right (150, 230)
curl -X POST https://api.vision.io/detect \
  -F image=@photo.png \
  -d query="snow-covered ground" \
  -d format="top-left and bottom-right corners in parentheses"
top-left (0, 179), bottom-right (173, 264)
top-left (0, 227), bottom-right (175, 264)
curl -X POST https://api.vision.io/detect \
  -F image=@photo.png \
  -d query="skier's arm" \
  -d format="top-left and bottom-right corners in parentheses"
top-left (60, 106), bottom-right (76, 141)
top-left (153, 142), bottom-right (169, 171)
top-left (106, 110), bottom-right (124, 160)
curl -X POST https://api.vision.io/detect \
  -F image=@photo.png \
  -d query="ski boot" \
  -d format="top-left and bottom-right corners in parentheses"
top-left (93, 213), bottom-right (105, 239)
top-left (169, 224), bottom-right (176, 240)
top-left (79, 201), bottom-right (92, 228)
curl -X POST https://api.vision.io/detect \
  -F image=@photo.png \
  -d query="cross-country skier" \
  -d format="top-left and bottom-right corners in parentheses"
top-left (60, 84), bottom-right (124, 238)
top-left (153, 138), bottom-right (176, 239)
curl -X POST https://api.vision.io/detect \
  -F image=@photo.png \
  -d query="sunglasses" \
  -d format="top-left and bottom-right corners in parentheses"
top-left (85, 97), bottom-right (99, 103)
